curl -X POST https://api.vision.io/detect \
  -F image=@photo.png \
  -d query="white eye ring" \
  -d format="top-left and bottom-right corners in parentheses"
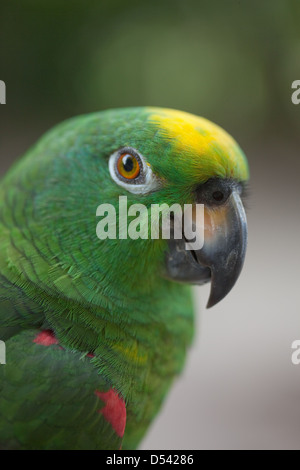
top-left (109, 147), bottom-right (160, 195)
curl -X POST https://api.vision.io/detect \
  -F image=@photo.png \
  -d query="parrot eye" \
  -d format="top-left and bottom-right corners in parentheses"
top-left (109, 147), bottom-right (160, 194)
top-left (117, 153), bottom-right (140, 180)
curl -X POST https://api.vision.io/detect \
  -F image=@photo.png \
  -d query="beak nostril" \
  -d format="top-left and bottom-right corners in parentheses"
top-left (212, 191), bottom-right (224, 202)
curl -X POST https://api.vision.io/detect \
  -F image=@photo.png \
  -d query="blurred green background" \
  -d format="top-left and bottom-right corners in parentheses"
top-left (1, 0), bottom-right (300, 157)
top-left (0, 0), bottom-right (300, 450)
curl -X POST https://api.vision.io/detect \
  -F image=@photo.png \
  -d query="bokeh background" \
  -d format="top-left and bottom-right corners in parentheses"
top-left (1, 0), bottom-right (300, 449)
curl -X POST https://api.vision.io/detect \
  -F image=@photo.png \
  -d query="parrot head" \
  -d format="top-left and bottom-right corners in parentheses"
top-left (7, 107), bottom-right (249, 310)
top-left (102, 107), bottom-right (249, 308)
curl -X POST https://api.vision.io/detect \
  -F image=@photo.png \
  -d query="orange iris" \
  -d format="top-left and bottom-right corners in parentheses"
top-left (117, 153), bottom-right (140, 180)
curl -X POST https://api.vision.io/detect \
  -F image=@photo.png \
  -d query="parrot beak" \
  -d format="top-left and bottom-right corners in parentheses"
top-left (164, 191), bottom-right (247, 308)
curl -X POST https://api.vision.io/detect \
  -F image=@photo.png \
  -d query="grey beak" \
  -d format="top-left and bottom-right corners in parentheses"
top-left (164, 191), bottom-right (247, 308)
top-left (199, 192), bottom-right (247, 308)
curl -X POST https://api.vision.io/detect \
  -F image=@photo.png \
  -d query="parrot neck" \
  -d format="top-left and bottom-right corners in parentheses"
top-left (42, 278), bottom-right (194, 403)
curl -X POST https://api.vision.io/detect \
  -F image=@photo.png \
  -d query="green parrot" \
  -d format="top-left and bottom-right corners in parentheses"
top-left (0, 107), bottom-right (249, 450)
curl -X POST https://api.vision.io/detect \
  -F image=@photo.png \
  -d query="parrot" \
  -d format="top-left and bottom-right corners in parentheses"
top-left (0, 107), bottom-right (249, 450)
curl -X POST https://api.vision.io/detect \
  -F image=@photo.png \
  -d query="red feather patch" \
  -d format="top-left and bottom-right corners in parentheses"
top-left (33, 330), bottom-right (59, 346)
top-left (95, 389), bottom-right (126, 438)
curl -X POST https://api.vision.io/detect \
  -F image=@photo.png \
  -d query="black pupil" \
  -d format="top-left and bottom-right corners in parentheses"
top-left (122, 155), bottom-right (134, 172)
top-left (212, 191), bottom-right (224, 202)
